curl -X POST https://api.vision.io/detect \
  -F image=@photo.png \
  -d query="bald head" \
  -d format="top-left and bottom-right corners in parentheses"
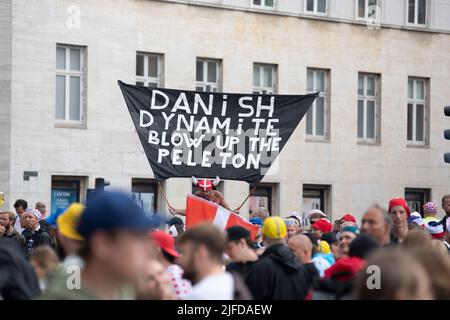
top-left (288, 234), bottom-right (313, 264)
top-left (361, 205), bottom-right (391, 245)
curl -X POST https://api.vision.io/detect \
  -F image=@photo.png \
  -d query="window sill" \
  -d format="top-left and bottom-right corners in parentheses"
top-left (305, 11), bottom-right (328, 17)
top-left (55, 122), bottom-right (86, 129)
top-left (357, 140), bottom-right (380, 146)
top-left (306, 137), bottom-right (330, 143)
top-left (406, 143), bottom-right (429, 149)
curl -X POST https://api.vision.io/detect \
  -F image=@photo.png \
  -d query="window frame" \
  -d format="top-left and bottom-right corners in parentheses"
top-left (251, 0), bottom-right (276, 10)
top-left (253, 63), bottom-right (277, 95)
top-left (195, 58), bottom-right (222, 92)
top-left (55, 44), bottom-right (86, 126)
top-left (136, 52), bottom-right (164, 88)
top-left (406, 0), bottom-right (428, 27)
top-left (355, 0), bottom-right (380, 22)
top-left (357, 73), bottom-right (380, 143)
top-left (304, 0), bottom-right (328, 16)
top-left (306, 68), bottom-right (330, 140)
top-left (407, 77), bottom-right (429, 146)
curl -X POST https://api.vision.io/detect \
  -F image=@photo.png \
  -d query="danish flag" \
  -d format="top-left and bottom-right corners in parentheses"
top-left (185, 194), bottom-right (259, 240)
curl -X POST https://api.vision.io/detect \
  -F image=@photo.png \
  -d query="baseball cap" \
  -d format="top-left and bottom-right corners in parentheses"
top-left (340, 214), bottom-right (356, 223)
top-left (77, 191), bottom-right (158, 239)
top-left (262, 216), bottom-right (287, 239)
top-left (312, 218), bottom-right (333, 233)
top-left (57, 203), bottom-right (85, 241)
top-left (151, 230), bottom-right (180, 258)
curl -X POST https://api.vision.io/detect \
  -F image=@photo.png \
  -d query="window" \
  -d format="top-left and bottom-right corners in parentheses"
top-left (306, 68), bottom-right (329, 139)
top-left (303, 184), bottom-right (331, 224)
top-left (253, 64), bottom-right (277, 94)
top-left (306, 0), bottom-right (327, 15)
top-left (136, 53), bottom-right (163, 87)
top-left (56, 45), bottom-right (85, 123)
top-left (132, 179), bottom-right (158, 213)
top-left (358, 73), bottom-right (380, 142)
top-left (196, 58), bottom-right (222, 92)
top-left (249, 185), bottom-right (276, 216)
top-left (357, 0), bottom-right (379, 20)
top-left (252, 0), bottom-right (275, 8)
top-left (407, 77), bottom-right (428, 145)
top-left (405, 188), bottom-right (431, 215)
top-left (407, 0), bottom-right (427, 25)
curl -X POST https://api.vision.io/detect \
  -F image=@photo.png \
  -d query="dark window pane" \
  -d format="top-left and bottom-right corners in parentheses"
top-left (358, 100), bottom-right (364, 138)
top-left (367, 76), bottom-right (375, 96)
top-left (265, 0), bottom-right (274, 7)
top-left (196, 60), bottom-right (204, 82)
top-left (367, 100), bottom-right (375, 139)
top-left (56, 47), bottom-right (66, 69)
top-left (196, 86), bottom-right (204, 92)
top-left (408, 0), bottom-right (415, 23)
top-left (407, 103), bottom-right (413, 140)
top-left (70, 48), bottom-right (81, 71)
top-left (148, 82), bottom-right (158, 88)
top-left (56, 75), bottom-right (66, 120)
top-left (418, 0), bottom-right (426, 24)
top-left (318, 0), bottom-right (326, 13)
top-left (207, 61), bottom-right (217, 83)
top-left (148, 56), bottom-right (158, 78)
top-left (358, 0), bottom-right (366, 18)
top-left (307, 0), bottom-right (314, 11)
top-left (69, 76), bottom-right (80, 121)
top-left (316, 97), bottom-right (325, 135)
top-left (136, 81), bottom-right (144, 86)
top-left (136, 55), bottom-right (144, 76)
top-left (306, 104), bottom-right (313, 135)
top-left (253, 65), bottom-right (260, 87)
top-left (358, 74), bottom-right (364, 95)
top-left (307, 70), bottom-right (313, 91)
top-left (416, 104), bottom-right (424, 141)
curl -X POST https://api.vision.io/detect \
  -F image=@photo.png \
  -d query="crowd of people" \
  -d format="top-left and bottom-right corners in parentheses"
top-left (0, 191), bottom-right (449, 300)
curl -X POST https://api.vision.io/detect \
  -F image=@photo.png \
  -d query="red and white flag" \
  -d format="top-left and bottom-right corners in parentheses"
top-left (185, 194), bottom-right (259, 240)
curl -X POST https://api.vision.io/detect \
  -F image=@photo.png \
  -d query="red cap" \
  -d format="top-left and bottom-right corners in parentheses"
top-left (388, 198), bottom-right (411, 216)
top-left (312, 218), bottom-right (333, 233)
top-left (151, 230), bottom-right (180, 258)
top-left (340, 214), bottom-right (356, 223)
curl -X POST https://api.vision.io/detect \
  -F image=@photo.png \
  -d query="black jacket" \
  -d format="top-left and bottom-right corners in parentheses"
top-left (226, 261), bottom-right (255, 280)
top-left (246, 243), bottom-right (310, 300)
top-left (22, 227), bottom-right (55, 257)
top-left (0, 238), bottom-right (40, 299)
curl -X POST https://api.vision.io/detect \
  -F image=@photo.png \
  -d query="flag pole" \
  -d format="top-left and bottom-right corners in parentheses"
top-left (157, 181), bottom-right (172, 209)
top-left (234, 185), bottom-right (258, 212)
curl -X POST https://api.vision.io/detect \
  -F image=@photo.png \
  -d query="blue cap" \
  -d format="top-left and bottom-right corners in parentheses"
top-left (249, 217), bottom-right (263, 226)
top-left (77, 191), bottom-right (157, 239)
top-left (46, 208), bottom-right (66, 228)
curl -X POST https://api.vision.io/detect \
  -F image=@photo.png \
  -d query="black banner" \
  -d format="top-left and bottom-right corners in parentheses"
top-left (118, 81), bottom-right (318, 184)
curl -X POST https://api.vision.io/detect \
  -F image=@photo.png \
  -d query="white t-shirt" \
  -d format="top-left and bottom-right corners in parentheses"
top-left (184, 272), bottom-right (234, 300)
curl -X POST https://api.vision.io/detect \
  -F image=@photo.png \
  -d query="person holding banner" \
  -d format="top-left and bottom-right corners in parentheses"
top-left (168, 176), bottom-right (232, 216)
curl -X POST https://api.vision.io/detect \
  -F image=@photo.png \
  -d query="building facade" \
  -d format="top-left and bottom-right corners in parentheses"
top-left (1, 0), bottom-right (450, 222)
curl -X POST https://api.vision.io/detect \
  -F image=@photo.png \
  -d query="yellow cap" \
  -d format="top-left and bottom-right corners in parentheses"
top-left (57, 203), bottom-right (85, 241)
top-left (262, 216), bottom-right (287, 239)
top-left (319, 240), bottom-right (331, 254)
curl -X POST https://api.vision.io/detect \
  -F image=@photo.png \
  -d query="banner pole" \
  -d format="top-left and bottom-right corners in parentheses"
top-left (234, 185), bottom-right (258, 212)
top-left (157, 181), bottom-right (172, 209)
